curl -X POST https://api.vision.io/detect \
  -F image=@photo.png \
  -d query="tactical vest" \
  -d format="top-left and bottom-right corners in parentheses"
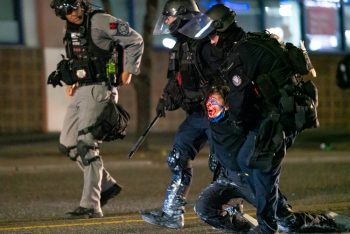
top-left (220, 31), bottom-right (319, 133)
top-left (64, 10), bottom-right (113, 84)
top-left (169, 40), bottom-right (207, 89)
top-left (168, 39), bottom-right (210, 112)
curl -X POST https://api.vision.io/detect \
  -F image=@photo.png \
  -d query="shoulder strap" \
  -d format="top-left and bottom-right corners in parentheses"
top-left (245, 31), bottom-right (291, 66)
top-left (193, 38), bottom-right (211, 86)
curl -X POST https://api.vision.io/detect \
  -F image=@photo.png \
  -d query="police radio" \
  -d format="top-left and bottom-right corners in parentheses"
top-left (106, 44), bottom-right (124, 86)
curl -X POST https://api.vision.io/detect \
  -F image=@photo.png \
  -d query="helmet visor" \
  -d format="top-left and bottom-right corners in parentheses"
top-left (178, 13), bottom-right (215, 39)
top-left (54, 0), bottom-right (80, 17)
top-left (153, 14), bottom-right (177, 35)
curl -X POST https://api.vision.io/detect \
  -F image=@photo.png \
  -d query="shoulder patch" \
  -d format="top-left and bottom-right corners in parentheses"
top-left (232, 75), bottom-right (242, 87)
top-left (117, 22), bottom-right (129, 36)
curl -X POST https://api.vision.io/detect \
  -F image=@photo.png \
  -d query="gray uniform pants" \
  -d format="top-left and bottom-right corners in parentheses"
top-left (60, 83), bottom-right (117, 213)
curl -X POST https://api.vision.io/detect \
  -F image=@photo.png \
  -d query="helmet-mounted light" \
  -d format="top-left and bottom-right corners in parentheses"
top-left (51, 0), bottom-right (81, 18)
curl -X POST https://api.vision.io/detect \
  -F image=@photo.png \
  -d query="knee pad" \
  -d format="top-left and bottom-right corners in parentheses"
top-left (58, 144), bottom-right (78, 161)
top-left (167, 148), bottom-right (181, 170)
top-left (167, 148), bottom-right (190, 171)
top-left (77, 140), bottom-right (99, 166)
top-left (182, 167), bottom-right (193, 186)
top-left (208, 153), bottom-right (220, 172)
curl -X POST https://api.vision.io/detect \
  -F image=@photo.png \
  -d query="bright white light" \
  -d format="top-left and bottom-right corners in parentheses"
top-left (345, 30), bottom-right (350, 39)
top-left (309, 39), bottom-right (322, 51)
top-left (267, 27), bottom-right (284, 41)
top-left (279, 4), bottom-right (292, 17)
top-left (329, 36), bottom-right (338, 47)
top-left (265, 6), bottom-right (269, 12)
top-left (304, 0), bottom-right (339, 8)
top-left (162, 38), bottom-right (176, 49)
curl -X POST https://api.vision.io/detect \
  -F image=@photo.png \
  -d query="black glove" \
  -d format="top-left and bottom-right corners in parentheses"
top-left (47, 70), bottom-right (63, 87)
top-left (156, 98), bottom-right (167, 117)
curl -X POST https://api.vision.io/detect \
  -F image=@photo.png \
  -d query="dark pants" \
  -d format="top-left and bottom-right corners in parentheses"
top-left (195, 174), bottom-right (255, 231)
top-left (162, 111), bottom-right (213, 215)
top-left (235, 129), bottom-right (286, 233)
top-left (173, 111), bottom-right (212, 159)
top-left (195, 171), bottom-right (290, 233)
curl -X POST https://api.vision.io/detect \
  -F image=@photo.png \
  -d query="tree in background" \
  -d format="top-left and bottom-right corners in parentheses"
top-left (133, 0), bottom-right (158, 150)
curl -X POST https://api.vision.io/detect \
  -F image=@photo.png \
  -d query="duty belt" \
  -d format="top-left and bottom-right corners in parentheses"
top-left (77, 80), bottom-right (109, 87)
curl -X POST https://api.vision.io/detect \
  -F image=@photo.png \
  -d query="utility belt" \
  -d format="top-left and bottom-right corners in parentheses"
top-left (58, 57), bottom-right (112, 86)
top-left (77, 80), bottom-right (110, 88)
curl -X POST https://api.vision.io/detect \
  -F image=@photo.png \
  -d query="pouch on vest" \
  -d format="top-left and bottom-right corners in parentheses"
top-left (58, 59), bottom-right (77, 85)
top-left (79, 101), bottom-right (130, 141)
top-left (256, 74), bottom-right (280, 103)
top-left (72, 59), bottom-right (94, 81)
top-left (279, 81), bottom-right (319, 132)
top-left (248, 115), bottom-right (285, 172)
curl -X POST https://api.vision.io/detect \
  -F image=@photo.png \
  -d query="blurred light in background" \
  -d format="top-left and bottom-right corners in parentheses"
top-left (162, 37), bottom-right (176, 49)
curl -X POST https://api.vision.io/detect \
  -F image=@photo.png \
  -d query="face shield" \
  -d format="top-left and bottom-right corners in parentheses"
top-left (153, 14), bottom-right (172, 35)
top-left (178, 12), bottom-right (216, 39)
top-left (52, 0), bottom-right (81, 18)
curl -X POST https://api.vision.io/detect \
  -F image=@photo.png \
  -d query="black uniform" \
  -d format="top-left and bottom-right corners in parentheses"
top-left (156, 35), bottom-right (219, 220)
top-left (196, 31), bottom-right (334, 233)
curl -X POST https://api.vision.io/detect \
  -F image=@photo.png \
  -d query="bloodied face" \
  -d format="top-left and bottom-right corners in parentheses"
top-left (206, 93), bottom-right (227, 119)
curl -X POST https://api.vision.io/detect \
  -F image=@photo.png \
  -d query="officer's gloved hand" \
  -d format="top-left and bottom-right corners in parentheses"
top-left (47, 70), bottom-right (63, 87)
top-left (156, 98), bottom-right (167, 117)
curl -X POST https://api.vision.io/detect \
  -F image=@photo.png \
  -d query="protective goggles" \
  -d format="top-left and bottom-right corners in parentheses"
top-left (54, 0), bottom-right (81, 17)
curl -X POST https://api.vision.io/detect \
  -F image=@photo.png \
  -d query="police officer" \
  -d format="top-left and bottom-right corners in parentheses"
top-left (197, 86), bottom-right (336, 233)
top-left (48, 0), bottom-right (143, 218)
top-left (141, 0), bottom-right (216, 229)
top-left (180, 4), bottom-right (326, 233)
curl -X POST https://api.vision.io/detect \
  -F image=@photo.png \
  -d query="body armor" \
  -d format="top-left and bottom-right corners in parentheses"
top-left (168, 39), bottom-right (210, 112)
top-left (64, 10), bottom-right (113, 84)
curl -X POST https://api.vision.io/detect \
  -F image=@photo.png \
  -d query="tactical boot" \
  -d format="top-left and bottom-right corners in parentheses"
top-left (277, 205), bottom-right (298, 232)
top-left (100, 183), bottom-right (122, 207)
top-left (66, 206), bottom-right (103, 219)
top-left (141, 210), bottom-right (184, 229)
top-left (277, 212), bottom-right (298, 232)
top-left (224, 205), bottom-right (254, 232)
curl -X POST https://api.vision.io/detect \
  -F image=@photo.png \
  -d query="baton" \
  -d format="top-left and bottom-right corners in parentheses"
top-left (128, 113), bottom-right (161, 159)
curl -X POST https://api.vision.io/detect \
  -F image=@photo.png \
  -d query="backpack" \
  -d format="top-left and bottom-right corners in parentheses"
top-left (235, 31), bottom-right (319, 132)
top-left (79, 101), bottom-right (130, 141)
top-left (336, 55), bottom-right (350, 89)
top-left (220, 31), bottom-right (319, 171)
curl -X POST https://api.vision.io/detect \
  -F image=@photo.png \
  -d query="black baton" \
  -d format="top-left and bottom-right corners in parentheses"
top-left (128, 113), bottom-right (161, 159)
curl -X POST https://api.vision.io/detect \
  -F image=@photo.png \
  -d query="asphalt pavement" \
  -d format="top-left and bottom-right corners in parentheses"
top-left (0, 132), bottom-right (350, 233)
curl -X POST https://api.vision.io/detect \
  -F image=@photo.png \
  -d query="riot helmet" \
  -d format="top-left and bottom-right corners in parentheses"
top-left (153, 0), bottom-right (200, 35)
top-left (50, 0), bottom-right (88, 19)
top-left (179, 4), bottom-right (236, 39)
